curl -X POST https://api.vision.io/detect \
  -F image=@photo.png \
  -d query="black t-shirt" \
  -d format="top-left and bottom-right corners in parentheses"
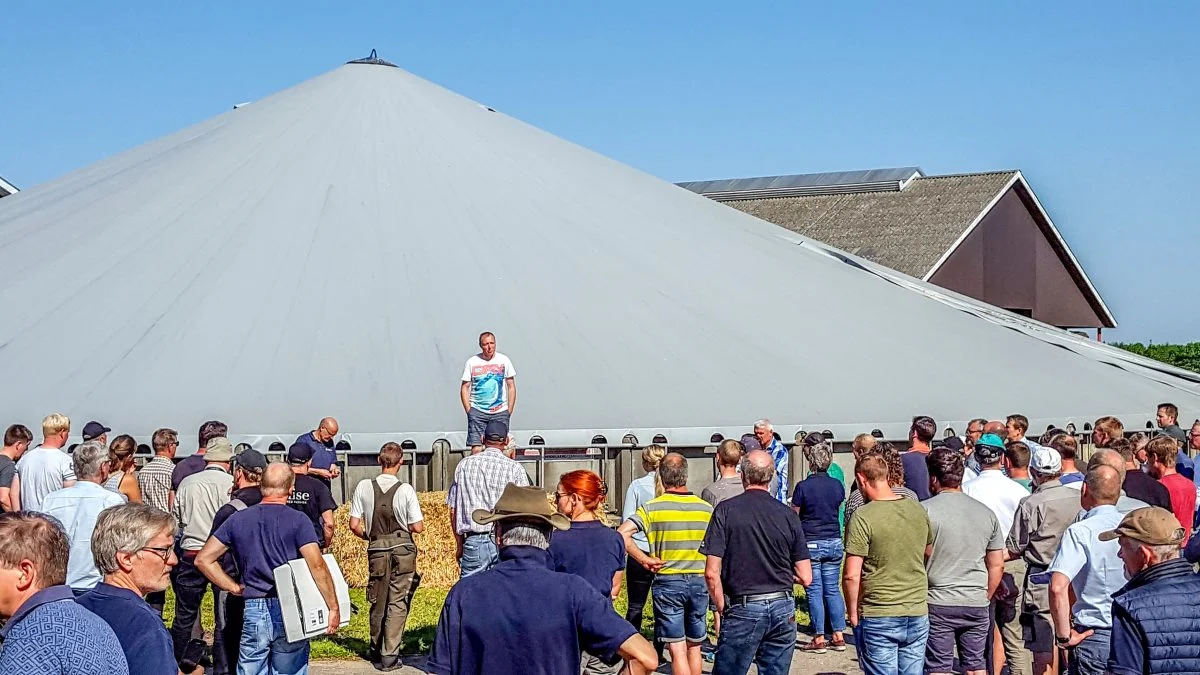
top-left (699, 489), bottom-right (809, 597)
top-left (287, 474), bottom-right (337, 545)
top-left (211, 487), bottom-right (265, 578)
top-left (1124, 470), bottom-right (1173, 511)
top-left (901, 451), bottom-right (931, 500)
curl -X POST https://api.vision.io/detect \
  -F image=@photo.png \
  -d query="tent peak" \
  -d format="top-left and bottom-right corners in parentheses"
top-left (346, 49), bottom-right (396, 68)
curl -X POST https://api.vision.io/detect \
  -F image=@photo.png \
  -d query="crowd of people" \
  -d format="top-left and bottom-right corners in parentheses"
top-left (0, 412), bottom-right (415, 675)
top-left (2, 327), bottom-right (1200, 675)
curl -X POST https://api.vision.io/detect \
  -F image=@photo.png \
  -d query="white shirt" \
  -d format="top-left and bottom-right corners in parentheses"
top-left (349, 474), bottom-right (424, 532)
top-left (17, 445), bottom-right (77, 512)
top-left (42, 481), bottom-right (126, 589)
top-left (461, 353), bottom-right (516, 413)
top-left (963, 469), bottom-right (1030, 533)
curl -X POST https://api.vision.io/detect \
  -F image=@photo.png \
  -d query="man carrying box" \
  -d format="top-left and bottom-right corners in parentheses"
top-left (195, 462), bottom-right (340, 674)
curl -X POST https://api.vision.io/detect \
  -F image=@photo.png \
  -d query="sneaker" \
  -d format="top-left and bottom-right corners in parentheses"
top-left (799, 639), bottom-right (828, 654)
top-left (830, 635), bottom-right (847, 652)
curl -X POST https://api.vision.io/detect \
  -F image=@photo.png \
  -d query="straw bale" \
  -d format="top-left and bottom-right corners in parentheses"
top-left (330, 490), bottom-right (460, 589)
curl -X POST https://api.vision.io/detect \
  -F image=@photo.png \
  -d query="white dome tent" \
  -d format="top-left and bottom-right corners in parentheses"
top-left (0, 54), bottom-right (1197, 452)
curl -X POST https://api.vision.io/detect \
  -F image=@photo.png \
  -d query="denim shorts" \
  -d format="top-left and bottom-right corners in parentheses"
top-left (652, 574), bottom-right (709, 643)
top-left (466, 408), bottom-right (509, 447)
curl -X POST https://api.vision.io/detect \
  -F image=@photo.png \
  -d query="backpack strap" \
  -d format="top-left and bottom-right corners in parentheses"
top-left (230, 498), bottom-right (248, 511)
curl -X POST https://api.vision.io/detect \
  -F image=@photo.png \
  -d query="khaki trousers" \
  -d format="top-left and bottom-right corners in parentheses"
top-left (368, 545), bottom-right (418, 658)
top-left (990, 559), bottom-right (1031, 675)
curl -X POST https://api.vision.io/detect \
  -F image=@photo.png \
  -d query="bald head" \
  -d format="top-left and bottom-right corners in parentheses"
top-left (316, 417), bottom-right (339, 443)
top-left (1087, 448), bottom-right (1127, 484)
top-left (983, 421), bottom-right (1006, 436)
top-left (658, 453), bottom-right (689, 490)
top-left (262, 462), bottom-right (296, 498)
top-left (740, 450), bottom-right (776, 487)
top-left (1083, 464), bottom-right (1121, 505)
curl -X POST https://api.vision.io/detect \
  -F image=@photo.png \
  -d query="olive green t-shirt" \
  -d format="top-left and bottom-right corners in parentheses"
top-left (845, 497), bottom-right (933, 617)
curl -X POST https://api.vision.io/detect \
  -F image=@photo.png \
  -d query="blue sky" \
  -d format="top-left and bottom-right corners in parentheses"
top-left (3, 2), bottom-right (1196, 342)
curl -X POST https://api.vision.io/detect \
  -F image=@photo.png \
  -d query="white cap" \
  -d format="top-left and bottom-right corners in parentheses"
top-left (1030, 446), bottom-right (1062, 474)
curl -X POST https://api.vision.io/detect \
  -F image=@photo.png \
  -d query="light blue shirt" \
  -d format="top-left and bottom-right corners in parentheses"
top-left (1047, 504), bottom-right (1126, 629)
top-left (766, 438), bottom-right (789, 502)
top-left (41, 481), bottom-right (126, 590)
top-left (622, 473), bottom-right (656, 553)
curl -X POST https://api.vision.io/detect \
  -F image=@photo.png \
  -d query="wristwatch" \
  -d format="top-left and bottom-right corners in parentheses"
top-left (1055, 634), bottom-right (1072, 647)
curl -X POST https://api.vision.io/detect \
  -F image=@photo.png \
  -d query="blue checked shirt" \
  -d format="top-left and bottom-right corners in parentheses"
top-left (766, 438), bottom-right (789, 502)
top-left (447, 449), bottom-right (531, 535)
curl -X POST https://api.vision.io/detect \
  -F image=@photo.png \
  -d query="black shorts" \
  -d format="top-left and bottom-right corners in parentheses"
top-left (926, 604), bottom-right (990, 673)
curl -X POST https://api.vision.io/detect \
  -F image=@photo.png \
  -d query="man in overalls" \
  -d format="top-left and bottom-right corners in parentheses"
top-left (349, 442), bottom-right (426, 672)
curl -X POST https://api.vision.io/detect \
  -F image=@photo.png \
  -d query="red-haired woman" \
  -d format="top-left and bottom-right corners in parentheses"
top-left (550, 470), bottom-right (627, 674)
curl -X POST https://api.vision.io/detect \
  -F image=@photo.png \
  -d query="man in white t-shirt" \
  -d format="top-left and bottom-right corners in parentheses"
top-left (460, 331), bottom-right (517, 452)
top-left (18, 413), bottom-right (77, 512)
top-left (349, 442), bottom-right (425, 671)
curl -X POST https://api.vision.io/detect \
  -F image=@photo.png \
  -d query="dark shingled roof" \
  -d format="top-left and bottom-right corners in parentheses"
top-left (719, 171), bottom-right (1018, 278)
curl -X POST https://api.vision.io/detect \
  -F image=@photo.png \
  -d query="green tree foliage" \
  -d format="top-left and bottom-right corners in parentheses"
top-left (1113, 342), bottom-right (1200, 374)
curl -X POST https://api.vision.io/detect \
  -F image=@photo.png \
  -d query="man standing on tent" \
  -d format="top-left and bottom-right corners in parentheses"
top-left (461, 332), bottom-right (517, 452)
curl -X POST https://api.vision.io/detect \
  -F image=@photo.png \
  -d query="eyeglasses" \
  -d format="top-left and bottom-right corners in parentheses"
top-left (139, 546), bottom-right (174, 563)
top-left (553, 492), bottom-right (572, 501)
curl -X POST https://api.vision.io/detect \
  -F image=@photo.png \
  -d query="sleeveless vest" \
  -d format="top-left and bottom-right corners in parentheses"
top-left (1112, 558), bottom-right (1200, 674)
top-left (368, 478), bottom-right (414, 553)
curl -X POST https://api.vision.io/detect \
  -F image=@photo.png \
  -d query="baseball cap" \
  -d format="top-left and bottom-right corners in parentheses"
top-left (81, 421), bottom-right (111, 441)
top-left (973, 433), bottom-right (1006, 464)
top-left (287, 441), bottom-right (314, 465)
top-left (1099, 507), bottom-right (1185, 545)
top-left (483, 419), bottom-right (509, 443)
top-left (740, 433), bottom-right (762, 452)
top-left (1029, 446), bottom-right (1062, 475)
top-left (233, 447), bottom-right (268, 473)
top-left (204, 437), bottom-right (234, 463)
top-left (942, 436), bottom-right (965, 453)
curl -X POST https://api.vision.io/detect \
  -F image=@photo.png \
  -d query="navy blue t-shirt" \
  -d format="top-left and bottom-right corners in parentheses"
top-left (791, 471), bottom-right (846, 541)
top-left (214, 502), bottom-right (320, 598)
top-left (901, 451), bottom-right (932, 500)
top-left (292, 433), bottom-right (337, 489)
top-left (77, 582), bottom-right (175, 675)
top-left (547, 520), bottom-right (625, 597)
top-left (427, 546), bottom-right (635, 675)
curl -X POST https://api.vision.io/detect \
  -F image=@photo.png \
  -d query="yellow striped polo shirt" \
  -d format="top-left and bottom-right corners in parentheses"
top-left (631, 492), bottom-right (713, 574)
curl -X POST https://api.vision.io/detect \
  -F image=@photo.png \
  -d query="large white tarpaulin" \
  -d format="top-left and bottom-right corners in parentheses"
top-left (1, 59), bottom-right (1197, 450)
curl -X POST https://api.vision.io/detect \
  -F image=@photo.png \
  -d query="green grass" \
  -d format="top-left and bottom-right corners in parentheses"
top-left (164, 584), bottom-right (811, 661)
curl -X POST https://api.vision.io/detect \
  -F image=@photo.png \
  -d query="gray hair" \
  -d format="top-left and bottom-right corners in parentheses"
top-left (91, 503), bottom-right (178, 576)
top-left (498, 521), bottom-right (551, 549)
top-left (754, 418), bottom-right (773, 432)
top-left (739, 454), bottom-right (775, 487)
top-left (1149, 543), bottom-right (1182, 563)
top-left (804, 441), bottom-right (834, 472)
top-left (73, 441), bottom-right (109, 481)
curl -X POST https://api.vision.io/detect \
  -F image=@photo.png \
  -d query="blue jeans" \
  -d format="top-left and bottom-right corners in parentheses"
top-left (239, 598), bottom-right (309, 675)
top-left (458, 534), bottom-right (499, 577)
top-left (858, 615), bottom-right (928, 675)
top-left (714, 596), bottom-right (796, 675)
top-left (1068, 626), bottom-right (1110, 675)
top-left (651, 575), bottom-right (709, 643)
top-left (806, 538), bottom-right (847, 638)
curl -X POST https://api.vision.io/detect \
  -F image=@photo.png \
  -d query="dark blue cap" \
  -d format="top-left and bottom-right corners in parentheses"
top-left (484, 419), bottom-right (509, 443)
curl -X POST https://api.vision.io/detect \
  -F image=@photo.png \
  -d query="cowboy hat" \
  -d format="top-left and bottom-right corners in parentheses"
top-left (472, 484), bottom-right (570, 531)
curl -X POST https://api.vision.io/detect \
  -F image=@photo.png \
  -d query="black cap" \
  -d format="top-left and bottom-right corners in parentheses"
top-left (81, 421), bottom-right (111, 441)
top-left (943, 436), bottom-right (966, 453)
top-left (287, 442), bottom-right (314, 464)
top-left (234, 447), bottom-right (268, 472)
top-left (484, 419), bottom-right (509, 443)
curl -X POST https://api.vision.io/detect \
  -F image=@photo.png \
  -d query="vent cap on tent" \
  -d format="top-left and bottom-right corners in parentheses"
top-left (347, 49), bottom-right (396, 68)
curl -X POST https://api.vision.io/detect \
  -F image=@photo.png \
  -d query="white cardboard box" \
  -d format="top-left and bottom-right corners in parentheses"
top-left (273, 553), bottom-right (352, 643)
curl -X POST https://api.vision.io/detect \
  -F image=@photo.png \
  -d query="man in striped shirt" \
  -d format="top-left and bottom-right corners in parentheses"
top-left (619, 453), bottom-right (712, 675)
